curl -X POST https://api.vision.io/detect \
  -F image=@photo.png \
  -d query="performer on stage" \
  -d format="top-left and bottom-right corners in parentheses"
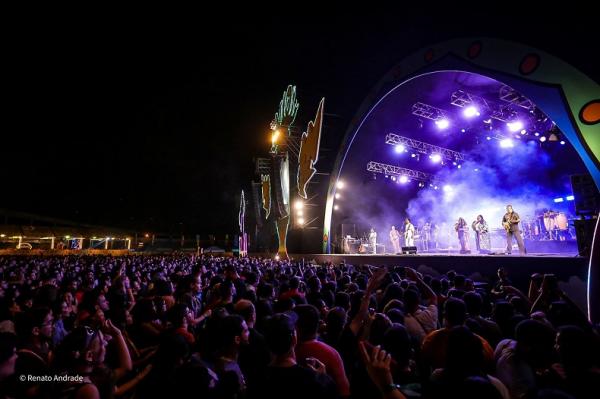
top-left (455, 217), bottom-right (470, 254)
top-left (502, 205), bottom-right (527, 255)
top-left (431, 223), bottom-right (439, 250)
top-left (389, 225), bottom-right (401, 254)
top-left (422, 222), bottom-right (431, 251)
top-left (404, 218), bottom-right (415, 247)
top-left (369, 228), bottom-right (377, 254)
top-left (472, 215), bottom-right (491, 254)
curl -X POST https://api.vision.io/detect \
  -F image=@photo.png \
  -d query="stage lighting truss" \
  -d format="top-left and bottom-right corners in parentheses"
top-left (411, 102), bottom-right (447, 121)
top-left (499, 85), bottom-right (535, 110)
top-left (385, 133), bottom-right (466, 162)
top-left (450, 89), bottom-right (517, 123)
top-left (366, 161), bottom-right (441, 185)
top-left (450, 90), bottom-right (491, 111)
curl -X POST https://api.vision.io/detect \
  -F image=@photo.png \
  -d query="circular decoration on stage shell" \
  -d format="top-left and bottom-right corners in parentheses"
top-left (424, 48), bottom-right (434, 63)
top-left (519, 53), bottom-right (541, 75)
top-left (468, 41), bottom-right (482, 59)
top-left (580, 100), bottom-right (600, 125)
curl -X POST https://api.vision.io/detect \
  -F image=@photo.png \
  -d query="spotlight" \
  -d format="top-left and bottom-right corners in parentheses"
top-left (411, 153), bottom-right (416, 158)
top-left (395, 144), bottom-right (405, 153)
top-left (144, 233), bottom-right (149, 238)
top-left (385, 175), bottom-right (389, 179)
top-left (399, 175), bottom-right (408, 184)
top-left (474, 168), bottom-right (479, 172)
top-left (418, 182), bottom-right (425, 188)
top-left (452, 162), bottom-right (457, 166)
top-left (560, 141), bottom-right (566, 145)
top-left (461, 129), bottom-right (466, 133)
top-left (294, 201), bottom-right (304, 210)
top-left (534, 132), bottom-right (540, 137)
top-left (275, 255), bottom-right (280, 261)
top-left (463, 106), bottom-right (479, 117)
top-left (520, 129), bottom-right (527, 135)
top-left (334, 205), bottom-right (339, 210)
top-left (336, 181), bottom-right (345, 189)
top-left (298, 218), bottom-right (305, 225)
top-left (500, 139), bottom-right (514, 148)
top-left (443, 185), bottom-right (452, 192)
top-left (335, 193), bottom-right (341, 199)
top-left (486, 136), bottom-right (492, 140)
top-left (435, 119), bottom-right (450, 129)
top-left (566, 195), bottom-right (575, 201)
top-left (297, 210), bottom-right (304, 217)
top-left (457, 165), bottom-right (462, 169)
top-left (507, 121), bottom-right (524, 132)
top-left (540, 136), bottom-right (547, 142)
top-left (430, 154), bottom-right (442, 163)
top-left (553, 198), bottom-right (564, 203)
top-left (434, 186), bottom-right (439, 190)
top-left (391, 176), bottom-right (397, 182)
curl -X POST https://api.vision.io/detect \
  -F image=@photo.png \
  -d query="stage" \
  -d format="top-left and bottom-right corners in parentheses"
top-left (296, 251), bottom-right (590, 314)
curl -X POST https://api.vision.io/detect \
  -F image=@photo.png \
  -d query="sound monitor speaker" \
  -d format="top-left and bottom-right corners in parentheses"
top-left (401, 246), bottom-right (417, 254)
top-left (574, 218), bottom-right (597, 257)
top-left (570, 174), bottom-right (600, 216)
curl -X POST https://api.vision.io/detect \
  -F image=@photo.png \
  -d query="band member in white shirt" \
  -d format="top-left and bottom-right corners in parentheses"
top-left (369, 228), bottom-right (377, 254)
top-left (389, 225), bottom-right (401, 254)
top-left (404, 218), bottom-right (415, 247)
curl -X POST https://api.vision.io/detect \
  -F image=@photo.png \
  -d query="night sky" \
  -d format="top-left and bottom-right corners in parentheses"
top-left (2, 10), bottom-right (597, 235)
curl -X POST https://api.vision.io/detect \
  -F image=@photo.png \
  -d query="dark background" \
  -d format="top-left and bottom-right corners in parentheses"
top-left (2, 9), bottom-right (598, 235)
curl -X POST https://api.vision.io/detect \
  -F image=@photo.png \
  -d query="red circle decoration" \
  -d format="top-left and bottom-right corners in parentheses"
top-left (520, 53), bottom-right (541, 75)
top-left (579, 100), bottom-right (600, 125)
top-left (424, 49), bottom-right (434, 63)
top-left (468, 41), bottom-right (482, 59)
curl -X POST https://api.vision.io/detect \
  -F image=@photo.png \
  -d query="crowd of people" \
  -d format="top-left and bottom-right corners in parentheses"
top-left (0, 254), bottom-right (598, 399)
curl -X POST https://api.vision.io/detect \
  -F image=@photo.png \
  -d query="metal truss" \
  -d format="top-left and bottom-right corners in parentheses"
top-left (384, 133), bottom-right (466, 161)
top-left (411, 102), bottom-right (447, 121)
top-left (255, 158), bottom-right (271, 175)
top-left (450, 90), bottom-right (491, 110)
top-left (367, 161), bottom-right (440, 184)
top-left (489, 103), bottom-right (518, 122)
top-left (499, 85), bottom-right (535, 110)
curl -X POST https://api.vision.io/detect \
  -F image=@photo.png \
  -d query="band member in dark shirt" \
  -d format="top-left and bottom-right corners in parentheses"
top-left (502, 205), bottom-right (527, 255)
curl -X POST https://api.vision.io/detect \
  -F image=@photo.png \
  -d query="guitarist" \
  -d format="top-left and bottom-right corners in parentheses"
top-left (502, 205), bottom-right (527, 255)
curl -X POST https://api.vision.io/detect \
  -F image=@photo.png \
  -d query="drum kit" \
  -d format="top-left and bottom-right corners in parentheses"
top-left (522, 211), bottom-right (573, 241)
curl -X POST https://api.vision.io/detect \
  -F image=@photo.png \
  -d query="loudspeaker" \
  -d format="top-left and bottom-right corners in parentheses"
top-left (401, 246), bottom-right (417, 254)
top-left (574, 218), bottom-right (597, 257)
top-left (570, 174), bottom-right (600, 216)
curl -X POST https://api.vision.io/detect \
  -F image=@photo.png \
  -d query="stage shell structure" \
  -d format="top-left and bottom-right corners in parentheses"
top-left (321, 38), bottom-right (600, 323)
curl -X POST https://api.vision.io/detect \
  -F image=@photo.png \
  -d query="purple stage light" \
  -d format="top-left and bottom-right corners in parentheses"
top-left (399, 175), bottom-right (408, 184)
top-left (520, 129), bottom-right (527, 135)
top-left (534, 132), bottom-right (540, 137)
top-left (457, 164), bottom-right (462, 169)
top-left (443, 185), bottom-right (452, 192)
top-left (395, 144), bottom-right (405, 153)
top-left (391, 176), bottom-right (396, 181)
top-left (507, 121), bottom-right (524, 132)
top-left (486, 136), bottom-right (492, 140)
top-left (411, 153), bottom-right (416, 158)
top-left (430, 154), bottom-right (442, 163)
top-left (461, 129), bottom-right (466, 133)
top-left (500, 139), bottom-right (514, 148)
top-left (435, 119), bottom-right (449, 129)
top-left (560, 141), bottom-right (566, 145)
top-left (463, 106), bottom-right (479, 118)
top-left (540, 136), bottom-right (547, 142)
